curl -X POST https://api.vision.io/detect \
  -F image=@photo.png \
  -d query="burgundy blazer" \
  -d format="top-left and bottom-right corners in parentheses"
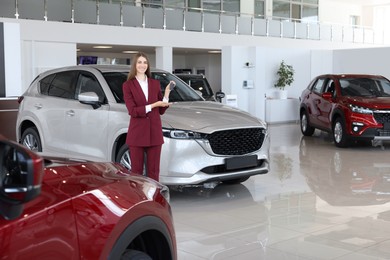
top-left (123, 78), bottom-right (168, 147)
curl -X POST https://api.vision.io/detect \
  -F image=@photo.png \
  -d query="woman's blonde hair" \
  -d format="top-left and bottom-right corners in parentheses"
top-left (127, 52), bottom-right (151, 80)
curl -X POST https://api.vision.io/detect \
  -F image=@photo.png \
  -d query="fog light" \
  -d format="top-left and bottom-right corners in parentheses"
top-left (353, 126), bottom-right (359, 132)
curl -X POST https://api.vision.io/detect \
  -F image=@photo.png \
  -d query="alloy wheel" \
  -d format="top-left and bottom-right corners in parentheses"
top-left (23, 134), bottom-right (39, 152)
top-left (301, 114), bottom-right (308, 132)
top-left (120, 150), bottom-right (131, 170)
top-left (334, 121), bottom-right (343, 144)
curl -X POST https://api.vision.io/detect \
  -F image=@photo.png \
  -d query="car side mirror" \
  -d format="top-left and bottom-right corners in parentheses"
top-left (215, 91), bottom-right (225, 102)
top-left (0, 139), bottom-right (44, 220)
top-left (79, 92), bottom-right (101, 109)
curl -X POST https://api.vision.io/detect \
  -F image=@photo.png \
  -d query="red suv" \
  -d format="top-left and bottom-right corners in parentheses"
top-left (0, 136), bottom-right (176, 259)
top-left (299, 74), bottom-right (390, 147)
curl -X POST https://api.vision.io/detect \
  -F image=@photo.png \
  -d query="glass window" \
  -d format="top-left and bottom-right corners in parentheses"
top-left (311, 78), bottom-right (325, 94)
top-left (203, 0), bottom-right (221, 13)
top-left (291, 4), bottom-right (300, 21)
top-left (151, 72), bottom-right (203, 102)
top-left (273, 1), bottom-right (290, 19)
top-left (254, 0), bottom-right (265, 17)
top-left (223, 0), bottom-right (240, 13)
top-left (142, 0), bottom-right (162, 8)
top-left (76, 73), bottom-right (106, 103)
top-left (166, 0), bottom-right (185, 8)
top-left (103, 72), bottom-right (128, 103)
top-left (188, 0), bottom-right (201, 12)
top-left (303, 0), bottom-right (318, 4)
top-left (302, 4), bottom-right (318, 22)
top-left (39, 74), bottom-right (55, 95)
top-left (48, 71), bottom-right (78, 99)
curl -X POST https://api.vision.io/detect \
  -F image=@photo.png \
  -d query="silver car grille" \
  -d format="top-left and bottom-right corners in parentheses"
top-left (207, 128), bottom-right (265, 155)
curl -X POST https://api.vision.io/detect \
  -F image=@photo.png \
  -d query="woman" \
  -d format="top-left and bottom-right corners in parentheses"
top-left (122, 52), bottom-right (174, 182)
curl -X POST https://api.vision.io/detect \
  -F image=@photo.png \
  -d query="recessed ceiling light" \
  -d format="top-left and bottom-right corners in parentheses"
top-left (122, 50), bottom-right (139, 54)
top-left (208, 50), bottom-right (221, 54)
top-left (93, 45), bottom-right (113, 49)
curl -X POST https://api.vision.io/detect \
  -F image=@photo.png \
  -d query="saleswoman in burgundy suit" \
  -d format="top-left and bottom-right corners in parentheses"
top-left (123, 52), bottom-right (174, 182)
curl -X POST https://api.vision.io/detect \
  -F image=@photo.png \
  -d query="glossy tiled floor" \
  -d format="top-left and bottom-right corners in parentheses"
top-left (169, 123), bottom-right (390, 260)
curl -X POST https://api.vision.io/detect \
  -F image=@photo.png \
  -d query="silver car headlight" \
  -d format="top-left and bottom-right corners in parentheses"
top-left (349, 104), bottom-right (373, 114)
top-left (163, 128), bottom-right (205, 139)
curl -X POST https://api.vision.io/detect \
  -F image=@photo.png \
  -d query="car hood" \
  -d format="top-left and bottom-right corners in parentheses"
top-left (345, 96), bottom-right (390, 109)
top-left (162, 101), bottom-right (266, 133)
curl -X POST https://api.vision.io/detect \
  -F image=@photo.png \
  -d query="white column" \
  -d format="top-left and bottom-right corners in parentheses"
top-left (155, 46), bottom-right (173, 72)
top-left (3, 22), bottom-right (22, 97)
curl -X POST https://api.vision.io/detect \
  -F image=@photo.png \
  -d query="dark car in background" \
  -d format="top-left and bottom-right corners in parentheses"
top-left (174, 73), bottom-right (225, 102)
top-left (299, 74), bottom-right (390, 147)
top-left (0, 135), bottom-right (176, 259)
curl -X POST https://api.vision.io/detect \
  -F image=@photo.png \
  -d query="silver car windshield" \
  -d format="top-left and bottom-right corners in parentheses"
top-left (103, 71), bottom-right (204, 103)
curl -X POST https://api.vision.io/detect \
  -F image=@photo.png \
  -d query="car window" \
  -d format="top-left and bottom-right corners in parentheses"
top-left (339, 78), bottom-right (390, 97)
top-left (103, 72), bottom-right (128, 103)
top-left (39, 74), bottom-right (55, 95)
top-left (47, 71), bottom-right (78, 99)
top-left (76, 72), bottom-right (106, 103)
top-left (324, 79), bottom-right (336, 97)
top-left (102, 71), bottom-right (203, 103)
top-left (189, 79), bottom-right (213, 97)
top-left (151, 72), bottom-right (204, 102)
top-left (311, 78), bottom-right (325, 94)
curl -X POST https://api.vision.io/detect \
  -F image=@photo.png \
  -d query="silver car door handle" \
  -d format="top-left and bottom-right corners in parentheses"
top-left (66, 110), bottom-right (75, 117)
top-left (34, 103), bottom-right (43, 109)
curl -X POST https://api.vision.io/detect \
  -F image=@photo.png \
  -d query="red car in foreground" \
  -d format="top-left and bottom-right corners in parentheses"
top-left (0, 137), bottom-right (176, 259)
top-left (299, 74), bottom-right (390, 147)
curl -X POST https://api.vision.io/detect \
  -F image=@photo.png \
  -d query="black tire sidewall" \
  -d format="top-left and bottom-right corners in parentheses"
top-left (21, 127), bottom-right (42, 152)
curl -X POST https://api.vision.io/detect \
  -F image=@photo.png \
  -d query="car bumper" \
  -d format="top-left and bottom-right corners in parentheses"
top-left (159, 133), bottom-right (270, 185)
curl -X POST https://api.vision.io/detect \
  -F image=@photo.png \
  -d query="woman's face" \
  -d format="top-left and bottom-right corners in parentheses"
top-left (136, 56), bottom-right (148, 75)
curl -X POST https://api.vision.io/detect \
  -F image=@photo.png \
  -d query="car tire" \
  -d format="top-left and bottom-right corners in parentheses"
top-left (116, 144), bottom-right (147, 174)
top-left (121, 249), bottom-right (152, 260)
top-left (333, 117), bottom-right (349, 147)
top-left (222, 176), bottom-right (250, 184)
top-left (21, 127), bottom-right (42, 152)
top-left (116, 143), bottom-right (131, 170)
top-left (300, 111), bottom-right (315, 136)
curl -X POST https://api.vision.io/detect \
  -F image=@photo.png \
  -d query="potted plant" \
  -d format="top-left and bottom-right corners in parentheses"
top-left (274, 60), bottom-right (294, 99)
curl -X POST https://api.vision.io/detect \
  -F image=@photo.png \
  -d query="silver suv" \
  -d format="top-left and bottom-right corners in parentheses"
top-left (16, 65), bottom-right (270, 185)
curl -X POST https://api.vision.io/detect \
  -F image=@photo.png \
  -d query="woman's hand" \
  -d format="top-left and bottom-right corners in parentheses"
top-left (165, 81), bottom-right (175, 93)
top-left (151, 101), bottom-right (171, 108)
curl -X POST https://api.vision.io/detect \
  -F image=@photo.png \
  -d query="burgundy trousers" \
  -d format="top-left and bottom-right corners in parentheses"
top-left (129, 145), bottom-right (162, 182)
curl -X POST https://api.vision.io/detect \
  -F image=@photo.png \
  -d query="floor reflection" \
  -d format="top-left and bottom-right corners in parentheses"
top-left (170, 123), bottom-right (390, 260)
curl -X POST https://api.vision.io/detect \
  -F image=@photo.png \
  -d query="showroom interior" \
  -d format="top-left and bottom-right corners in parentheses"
top-left (2, 0), bottom-right (390, 259)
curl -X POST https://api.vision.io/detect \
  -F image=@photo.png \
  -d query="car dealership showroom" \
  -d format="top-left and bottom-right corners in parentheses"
top-left (2, 0), bottom-right (390, 259)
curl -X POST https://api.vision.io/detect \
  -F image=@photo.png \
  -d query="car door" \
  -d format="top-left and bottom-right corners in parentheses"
top-left (64, 71), bottom-right (110, 161)
top-left (305, 77), bottom-right (326, 127)
top-left (317, 79), bottom-right (335, 128)
top-left (38, 71), bottom-right (78, 156)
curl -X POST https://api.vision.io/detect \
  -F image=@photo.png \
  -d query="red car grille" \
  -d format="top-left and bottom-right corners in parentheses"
top-left (207, 128), bottom-right (265, 155)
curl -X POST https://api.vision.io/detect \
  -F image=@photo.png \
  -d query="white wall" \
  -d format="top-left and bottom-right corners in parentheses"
top-left (319, 0), bottom-right (362, 26)
top-left (221, 46), bottom-right (313, 120)
top-left (333, 47), bottom-right (390, 78)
